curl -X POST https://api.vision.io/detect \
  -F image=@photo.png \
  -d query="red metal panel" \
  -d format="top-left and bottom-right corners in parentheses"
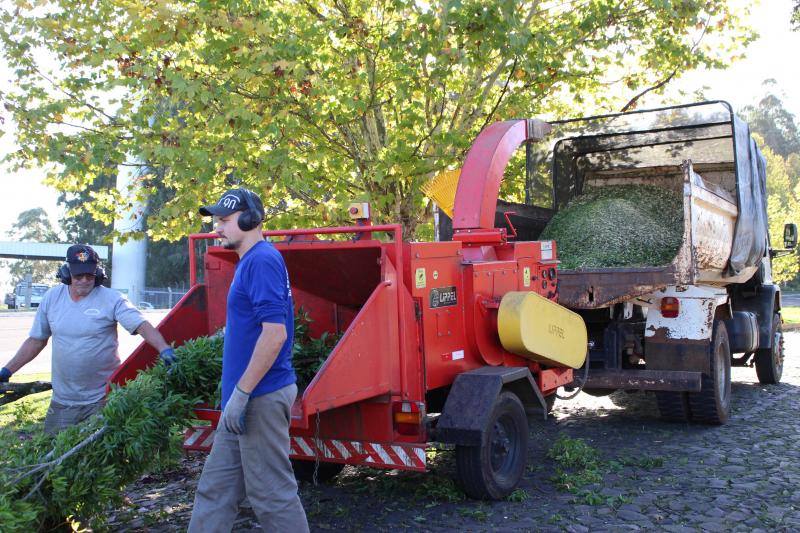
top-left (108, 285), bottom-right (210, 388)
top-left (293, 273), bottom-right (398, 428)
top-left (453, 120), bottom-right (527, 231)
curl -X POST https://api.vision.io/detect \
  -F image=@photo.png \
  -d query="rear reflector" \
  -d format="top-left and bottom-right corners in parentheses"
top-left (393, 401), bottom-right (423, 436)
top-left (661, 297), bottom-right (680, 318)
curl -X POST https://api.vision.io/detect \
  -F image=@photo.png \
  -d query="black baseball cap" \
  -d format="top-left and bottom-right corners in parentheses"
top-left (66, 244), bottom-right (100, 275)
top-left (199, 189), bottom-right (258, 217)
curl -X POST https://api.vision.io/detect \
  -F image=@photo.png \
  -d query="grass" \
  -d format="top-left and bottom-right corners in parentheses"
top-left (782, 306), bottom-right (800, 325)
top-left (0, 372), bottom-right (52, 429)
top-left (547, 434), bottom-right (663, 507)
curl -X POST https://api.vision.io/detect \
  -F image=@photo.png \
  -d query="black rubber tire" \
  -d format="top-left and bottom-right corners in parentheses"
top-left (688, 320), bottom-right (732, 425)
top-left (456, 391), bottom-right (528, 500)
top-left (755, 313), bottom-right (784, 385)
top-left (655, 391), bottom-right (692, 423)
top-left (291, 459), bottom-right (345, 483)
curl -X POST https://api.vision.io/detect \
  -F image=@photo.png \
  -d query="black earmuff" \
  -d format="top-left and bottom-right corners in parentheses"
top-left (237, 188), bottom-right (264, 232)
top-left (56, 263), bottom-right (106, 287)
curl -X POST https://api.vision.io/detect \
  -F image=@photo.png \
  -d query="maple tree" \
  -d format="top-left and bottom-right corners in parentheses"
top-left (0, 0), bottom-right (753, 239)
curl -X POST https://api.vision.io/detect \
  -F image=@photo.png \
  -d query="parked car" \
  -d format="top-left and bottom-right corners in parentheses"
top-left (8, 283), bottom-right (50, 309)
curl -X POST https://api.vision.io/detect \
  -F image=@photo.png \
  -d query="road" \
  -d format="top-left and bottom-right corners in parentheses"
top-left (782, 292), bottom-right (800, 307)
top-left (0, 310), bottom-right (170, 375)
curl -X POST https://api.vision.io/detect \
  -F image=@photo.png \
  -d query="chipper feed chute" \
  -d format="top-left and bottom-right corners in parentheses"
top-left (497, 291), bottom-right (587, 368)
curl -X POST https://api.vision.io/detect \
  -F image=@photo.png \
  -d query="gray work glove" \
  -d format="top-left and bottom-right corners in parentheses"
top-left (221, 385), bottom-right (250, 434)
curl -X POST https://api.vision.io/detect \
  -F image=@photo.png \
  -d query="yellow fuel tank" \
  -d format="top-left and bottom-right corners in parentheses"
top-left (497, 291), bottom-right (587, 368)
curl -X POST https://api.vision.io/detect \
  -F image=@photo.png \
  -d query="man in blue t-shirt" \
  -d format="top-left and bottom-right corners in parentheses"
top-left (188, 188), bottom-right (308, 533)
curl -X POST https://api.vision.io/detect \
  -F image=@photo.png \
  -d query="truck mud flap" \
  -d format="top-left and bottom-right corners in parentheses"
top-left (435, 367), bottom-right (545, 446)
top-left (582, 369), bottom-right (702, 392)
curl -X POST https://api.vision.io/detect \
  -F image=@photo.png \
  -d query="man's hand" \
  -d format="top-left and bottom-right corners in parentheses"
top-left (0, 367), bottom-right (11, 383)
top-left (159, 348), bottom-right (176, 366)
top-left (221, 386), bottom-right (250, 434)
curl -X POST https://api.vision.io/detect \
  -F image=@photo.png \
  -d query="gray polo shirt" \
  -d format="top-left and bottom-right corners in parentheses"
top-left (30, 284), bottom-right (146, 405)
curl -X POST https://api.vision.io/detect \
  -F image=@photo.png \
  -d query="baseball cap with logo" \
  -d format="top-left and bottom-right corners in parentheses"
top-left (66, 244), bottom-right (100, 275)
top-left (199, 189), bottom-right (251, 217)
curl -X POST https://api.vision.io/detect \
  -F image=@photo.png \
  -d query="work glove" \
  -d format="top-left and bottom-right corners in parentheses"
top-left (221, 385), bottom-right (250, 434)
top-left (0, 367), bottom-right (11, 383)
top-left (159, 348), bottom-right (176, 366)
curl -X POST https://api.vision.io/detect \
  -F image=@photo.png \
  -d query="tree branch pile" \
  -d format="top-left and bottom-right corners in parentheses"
top-left (0, 336), bottom-right (223, 531)
top-left (1, 381), bottom-right (53, 407)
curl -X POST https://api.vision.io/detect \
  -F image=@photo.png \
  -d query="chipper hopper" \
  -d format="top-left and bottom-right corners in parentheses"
top-left (111, 119), bottom-right (588, 499)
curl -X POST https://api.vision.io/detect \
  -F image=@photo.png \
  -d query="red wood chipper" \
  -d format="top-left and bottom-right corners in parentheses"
top-left (111, 119), bottom-right (588, 499)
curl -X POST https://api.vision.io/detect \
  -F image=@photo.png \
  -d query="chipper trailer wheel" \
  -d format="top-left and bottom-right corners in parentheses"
top-left (755, 313), bottom-right (784, 385)
top-left (456, 391), bottom-right (528, 500)
top-left (688, 320), bottom-right (732, 425)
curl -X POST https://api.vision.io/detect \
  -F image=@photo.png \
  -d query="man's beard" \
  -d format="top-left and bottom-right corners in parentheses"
top-left (223, 239), bottom-right (241, 251)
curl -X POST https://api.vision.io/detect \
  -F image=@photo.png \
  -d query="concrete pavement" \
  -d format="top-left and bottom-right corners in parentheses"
top-left (0, 310), bottom-right (170, 375)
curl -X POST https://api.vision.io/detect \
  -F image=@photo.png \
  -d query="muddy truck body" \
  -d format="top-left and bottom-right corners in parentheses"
top-left (442, 101), bottom-right (792, 425)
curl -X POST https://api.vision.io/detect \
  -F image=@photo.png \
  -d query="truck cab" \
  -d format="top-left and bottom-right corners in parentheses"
top-left (7, 282), bottom-right (49, 309)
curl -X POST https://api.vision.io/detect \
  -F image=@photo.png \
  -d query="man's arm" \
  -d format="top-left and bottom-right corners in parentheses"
top-left (238, 322), bottom-right (287, 393)
top-left (2, 337), bottom-right (48, 375)
top-left (135, 321), bottom-right (171, 352)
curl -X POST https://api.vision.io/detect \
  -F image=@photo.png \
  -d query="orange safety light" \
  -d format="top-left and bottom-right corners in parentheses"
top-left (661, 296), bottom-right (680, 318)
top-left (393, 401), bottom-right (423, 436)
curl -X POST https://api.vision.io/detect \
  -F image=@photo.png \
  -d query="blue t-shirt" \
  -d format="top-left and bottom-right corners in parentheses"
top-left (221, 240), bottom-right (296, 408)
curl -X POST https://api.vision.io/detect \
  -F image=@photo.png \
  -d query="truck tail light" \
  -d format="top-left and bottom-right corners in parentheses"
top-left (393, 401), bottom-right (423, 436)
top-left (661, 297), bottom-right (680, 318)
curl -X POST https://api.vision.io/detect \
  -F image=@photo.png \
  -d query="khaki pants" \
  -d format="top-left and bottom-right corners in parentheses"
top-left (188, 384), bottom-right (308, 533)
top-left (43, 399), bottom-right (105, 435)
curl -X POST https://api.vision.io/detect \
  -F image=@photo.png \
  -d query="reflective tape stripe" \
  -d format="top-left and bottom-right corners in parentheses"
top-left (287, 437), bottom-right (426, 470)
top-left (331, 439), bottom-right (351, 459)
top-left (293, 437), bottom-right (314, 457)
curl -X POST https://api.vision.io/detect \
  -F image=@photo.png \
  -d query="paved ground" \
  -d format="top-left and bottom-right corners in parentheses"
top-left (0, 310), bottom-right (169, 374)
top-left (105, 332), bottom-right (800, 532)
top-left (782, 292), bottom-right (800, 307)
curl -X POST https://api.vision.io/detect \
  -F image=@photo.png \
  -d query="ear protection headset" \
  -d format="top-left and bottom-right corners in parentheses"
top-left (237, 188), bottom-right (264, 231)
top-left (56, 263), bottom-right (107, 287)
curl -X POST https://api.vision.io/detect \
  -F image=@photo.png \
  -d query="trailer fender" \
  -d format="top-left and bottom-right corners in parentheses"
top-left (644, 286), bottom-right (728, 374)
top-left (435, 367), bottom-right (545, 446)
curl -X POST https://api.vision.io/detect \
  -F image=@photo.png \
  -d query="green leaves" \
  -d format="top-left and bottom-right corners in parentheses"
top-left (0, 334), bottom-right (224, 531)
top-left (0, 1), bottom-right (753, 241)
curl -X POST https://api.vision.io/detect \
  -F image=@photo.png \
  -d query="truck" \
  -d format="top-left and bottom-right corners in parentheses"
top-left (111, 101), bottom-right (789, 499)
top-left (445, 101), bottom-right (791, 425)
top-left (5, 282), bottom-right (49, 309)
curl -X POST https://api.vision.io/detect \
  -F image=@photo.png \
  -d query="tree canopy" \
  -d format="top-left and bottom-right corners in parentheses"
top-left (1, 0), bottom-right (753, 239)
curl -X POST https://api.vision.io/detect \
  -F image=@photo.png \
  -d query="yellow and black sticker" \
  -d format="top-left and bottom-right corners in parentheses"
top-left (415, 268), bottom-right (426, 289)
top-left (523, 267), bottom-right (531, 287)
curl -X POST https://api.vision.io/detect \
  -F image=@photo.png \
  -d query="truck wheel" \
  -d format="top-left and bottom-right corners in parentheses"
top-left (456, 391), bottom-right (528, 500)
top-left (688, 320), bottom-right (731, 425)
top-left (655, 391), bottom-right (691, 422)
top-left (291, 459), bottom-right (345, 483)
top-left (755, 313), bottom-right (783, 385)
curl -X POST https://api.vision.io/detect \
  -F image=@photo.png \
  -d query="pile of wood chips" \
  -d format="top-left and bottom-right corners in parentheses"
top-left (540, 184), bottom-right (684, 269)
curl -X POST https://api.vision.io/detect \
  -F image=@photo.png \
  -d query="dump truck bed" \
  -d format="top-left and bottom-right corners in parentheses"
top-left (556, 162), bottom-right (755, 309)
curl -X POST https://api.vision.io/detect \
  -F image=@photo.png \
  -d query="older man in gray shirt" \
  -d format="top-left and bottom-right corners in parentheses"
top-left (0, 244), bottom-right (176, 434)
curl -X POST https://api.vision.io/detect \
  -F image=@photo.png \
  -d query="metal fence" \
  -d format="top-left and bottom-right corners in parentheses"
top-left (140, 287), bottom-right (188, 309)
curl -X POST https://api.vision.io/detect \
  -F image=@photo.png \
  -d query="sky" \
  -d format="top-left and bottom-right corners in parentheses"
top-left (0, 0), bottom-right (799, 292)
